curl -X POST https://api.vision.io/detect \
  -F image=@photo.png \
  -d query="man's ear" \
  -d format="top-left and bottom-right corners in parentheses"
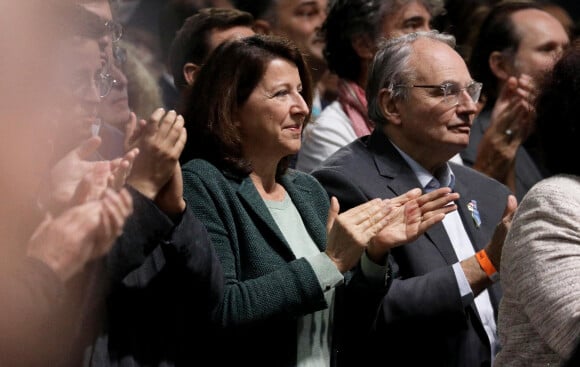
top-left (489, 51), bottom-right (512, 81)
top-left (252, 19), bottom-right (272, 35)
top-left (379, 88), bottom-right (402, 125)
top-left (351, 34), bottom-right (375, 61)
top-left (183, 62), bottom-right (199, 86)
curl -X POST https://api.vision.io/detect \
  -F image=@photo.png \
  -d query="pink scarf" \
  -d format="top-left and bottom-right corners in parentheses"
top-left (337, 78), bottom-right (374, 137)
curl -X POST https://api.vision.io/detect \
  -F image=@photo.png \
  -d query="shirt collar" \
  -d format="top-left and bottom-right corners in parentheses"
top-left (390, 140), bottom-right (455, 191)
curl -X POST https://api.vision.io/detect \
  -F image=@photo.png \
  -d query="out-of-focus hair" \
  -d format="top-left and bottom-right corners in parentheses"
top-left (534, 38), bottom-right (580, 176)
top-left (119, 41), bottom-right (164, 120)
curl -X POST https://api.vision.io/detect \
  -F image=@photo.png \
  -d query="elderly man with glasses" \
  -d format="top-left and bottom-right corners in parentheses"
top-left (312, 30), bottom-right (517, 366)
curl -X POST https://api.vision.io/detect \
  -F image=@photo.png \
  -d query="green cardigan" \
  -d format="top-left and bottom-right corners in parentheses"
top-left (182, 158), bottom-right (389, 366)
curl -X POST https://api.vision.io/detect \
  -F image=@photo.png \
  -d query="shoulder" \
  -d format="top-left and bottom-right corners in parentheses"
top-left (452, 162), bottom-right (511, 194)
top-left (181, 159), bottom-right (239, 201)
top-left (519, 174), bottom-right (580, 212)
top-left (182, 158), bottom-right (221, 177)
top-left (528, 174), bottom-right (580, 195)
top-left (182, 159), bottom-right (237, 186)
top-left (315, 137), bottom-right (372, 171)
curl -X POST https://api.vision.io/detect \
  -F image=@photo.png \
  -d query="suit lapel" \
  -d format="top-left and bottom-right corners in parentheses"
top-left (452, 170), bottom-right (486, 252)
top-left (369, 131), bottom-right (459, 265)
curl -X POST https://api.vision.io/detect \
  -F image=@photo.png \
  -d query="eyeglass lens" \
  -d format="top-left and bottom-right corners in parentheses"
top-left (105, 21), bottom-right (123, 42)
top-left (444, 83), bottom-right (482, 105)
top-left (96, 71), bottom-right (114, 98)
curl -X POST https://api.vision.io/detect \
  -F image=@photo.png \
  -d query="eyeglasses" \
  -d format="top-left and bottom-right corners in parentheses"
top-left (395, 81), bottom-right (483, 106)
top-left (68, 68), bottom-right (115, 99)
top-left (113, 45), bottom-right (127, 66)
top-left (97, 70), bottom-right (117, 98)
top-left (105, 20), bottom-right (123, 42)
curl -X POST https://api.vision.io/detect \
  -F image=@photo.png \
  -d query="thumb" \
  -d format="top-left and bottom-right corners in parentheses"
top-left (326, 196), bottom-right (340, 235)
top-left (76, 136), bottom-right (102, 160)
top-left (503, 194), bottom-right (518, 223)
top-left (70, 174), bottom-right (93, 205)
top-left (499, 76), bottom-right (518, 101)
top-left (124, 112), bottom-right (137, 148)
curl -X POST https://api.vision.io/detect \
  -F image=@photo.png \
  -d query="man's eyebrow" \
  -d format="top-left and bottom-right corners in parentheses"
top-left (403, 15), bottom-right (428, 25)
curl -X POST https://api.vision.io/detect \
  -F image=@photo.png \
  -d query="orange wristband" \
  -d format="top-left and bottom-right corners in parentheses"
top-left (475, 250), bottom-right (499, 282)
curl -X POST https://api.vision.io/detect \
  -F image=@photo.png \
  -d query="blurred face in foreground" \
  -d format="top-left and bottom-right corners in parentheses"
top-left (56, 36), bottom-right (105, 151)
top-left (80, 0), bottom-right (132, 129)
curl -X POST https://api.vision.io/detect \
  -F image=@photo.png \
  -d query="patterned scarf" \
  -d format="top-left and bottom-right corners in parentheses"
top-left (337, 78), bottom-right (374, 137)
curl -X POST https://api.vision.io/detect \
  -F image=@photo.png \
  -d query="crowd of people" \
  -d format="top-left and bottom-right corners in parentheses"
top-left (1, 0), bottom-right (579, 366)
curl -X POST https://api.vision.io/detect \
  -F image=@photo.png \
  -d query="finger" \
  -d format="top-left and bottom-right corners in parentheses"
top-left (171, 126), bottom-right (187, 157)
top-left (503, 194), bottom-right (518, 223)
top-left (499, 76), bottom-right (518, 101)
top-left (110, 163), bottom-right (129, 191)
top-left (367, 205), bottom-right (394, 235)
top-left (124, 112), bottom-right (137, 147)
top-left (170, 115), bottom-right (185, 143)
top-left (76, 136), bottom-right (102, 160)
top-left (415, 187), bottom-right (453, 205)
top-left (517, 73), bottom-right (534, 90)
top-left (93, 203), bottom-right (114, 257)
top-left (121, 147), bottom-right (139, 173)
top-left (144, 108), bottom-right (166, 136)
top-left (358, 200), bottom-right (390, 230)
top-left (418, 212), bottom-right (446, 233)
top-left (119, 188), bottom-right (134, 216)
top-left (418, 191), bottom-right (459, 213)
top-left (342, 198), bottom-right (384, 226)
top-left (389, 188), bottom-right (422, 207)
top-left (70, 174), bottom-right (93, 205)
top-left (158, 110), bottom-right (178, 138)
top-left (326, 196), bottom-right (340, 235)
top-left (102, 189), bottom-right (129, 236)
top-left (421, 203), bottom-right (457, 222)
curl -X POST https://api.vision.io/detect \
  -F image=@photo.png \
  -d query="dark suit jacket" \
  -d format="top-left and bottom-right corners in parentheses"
top-left (182, 159), bottom-right (390, 367)
top-left (460, 107), bottom-right (544, 202)
top-left (87, 188), bottom-right (224, 367)
top-left (312, 129), bottom-right (511, 367)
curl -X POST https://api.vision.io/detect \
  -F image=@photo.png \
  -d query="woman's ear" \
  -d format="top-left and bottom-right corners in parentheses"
top-left (379, 88), bottom-right (402, 125)
top-left (351, 34), bottom-right (375, 61)
top-left (489, 51), bottom-right (512, 81)
top-left (252, 19), bottom-right (272, 35)
top-left (183, 62), bottom-right (199, 86)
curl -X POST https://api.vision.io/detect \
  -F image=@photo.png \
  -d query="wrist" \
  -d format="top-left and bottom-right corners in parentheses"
top-left (155, 196), bottom-right (186, 216)
top-left (475, 249), bottom-right (499, 282)
top-left (366, 238), bottom-right (390, 265)
top-left (127, 179), bottom-right (158, 200)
